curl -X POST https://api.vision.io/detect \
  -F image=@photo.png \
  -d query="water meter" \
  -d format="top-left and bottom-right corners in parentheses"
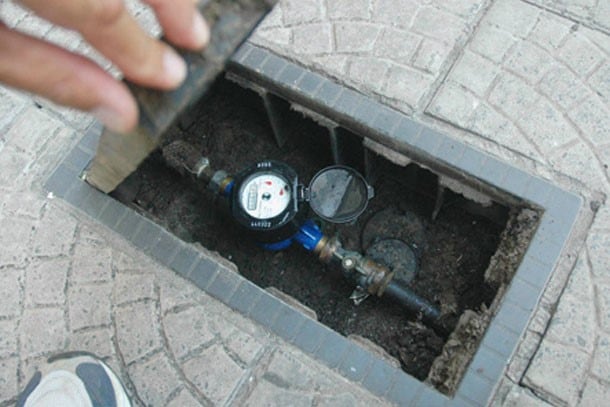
top-left (230, 160), bottom-right (374, 244)
top-left (161, 141), bottom-right (444, 331)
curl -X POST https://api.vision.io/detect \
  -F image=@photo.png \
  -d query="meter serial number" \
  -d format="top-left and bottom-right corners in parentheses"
top-left (250, 220), bottom-right (272, 228)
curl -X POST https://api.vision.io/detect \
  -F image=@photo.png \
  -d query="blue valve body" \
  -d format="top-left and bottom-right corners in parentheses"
top-left (222, 180), bottom-right (234, 197)
top-left (260, 220), bottom-right (323, 252)
top-left (294, 220), bottom-right (324, 251)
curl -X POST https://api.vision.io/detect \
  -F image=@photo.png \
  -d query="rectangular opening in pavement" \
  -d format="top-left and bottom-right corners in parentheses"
top-left (48, 45), bottom-right (582, 406)
top-left (110, 74), bottom-right (537, 396)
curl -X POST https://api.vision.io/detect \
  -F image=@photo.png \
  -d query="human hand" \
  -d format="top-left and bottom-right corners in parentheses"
top-left (0, 0), bottom-right (209, 132)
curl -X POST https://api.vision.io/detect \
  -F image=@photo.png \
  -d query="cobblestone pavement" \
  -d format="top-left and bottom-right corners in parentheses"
top-left (0, 0), bottom-right (609, 406)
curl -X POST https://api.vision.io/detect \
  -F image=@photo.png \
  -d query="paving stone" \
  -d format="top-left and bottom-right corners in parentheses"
top-left (0, 88), bottom-right (25, 132)
top-left (72, 239), bottom-right (113, 283)
top-left (0, 319), bottom-right (18, 358)
top-left (539, 65), bottom-right (590, 110)
top-left (166, 387), bottom-right (202, 407)
top-left (599, 148), bottom-right (610, 178)
top-left (159, 275), bottom-right (203, 313)
top-left (292, 23), bottom-right (332, 54)
top-left (591, 204), bottom-right (610, 230)
top-left (69, 327), bottom-right (114, 357)
top-left (579, 377), bottom-right (610, 406)
top-left (589, 61), bottom-right (610, 103)
top-left (524, 340), bottom-right (589, 405)
top-left (591, 333), bottom-right (610, 379)
top-left (115, 301), bottom-right (162, 363)
top-left (0, 217), bottom-right (31, 266)
top-left (25, 258), bottom-right (69, 306)
top-left (0, 357), bottom-right (18, 404)
top-left (559, 33), bottom-right (606, 76)
top-left (440, 0), bottom-right (485, 19)
top-left (265, 349), bottom-right (334, 391)
top-left (412, 38), bottom-right (452, 75)
top-left (372, 0), bottom-right (419, 28)
top-left (450, 51), bottom-right (498, 96)
top-left (470, 23), bottom-right (517, 63)
top-left (488, 72), bottom-right (538, 121)
top-left (469, 103), bottom-right (543, 161)
top-left (1, 191), bottom-right (46, 220)
top-left (582, 26), bottom-right (610, 53)
top-left (129, 352), bottom-right (182, 405)
top-left (220, 326), bottom-right (265, 366)
top-left (0, 267), bottom-right (22, 318)
top-left (505, 41), bottom-right (555, 83)
top-left (4, 107), bottom-right (62, 155)
top-left (594, 0), bottom-right (610, 29)
top-left (595, 282), bottom-right (610, 333)
top-left (28, 126), bottom-right (78, 184)
top-left (412, 6), bottom-right (466, 42)
top-left (384, 65), bottom-right (434, 108)
top-left (113, 249), bottom-right (152, 273)
top-left (19, 307), bottom-right (68, 358)
top-left (317, 392), bottom-right (364, 407)
top-left (373, 27), bottom-right (420, 66)
top-left (182, 343), bottom-right (244, 405)
top-left (528, 13), bottom-right (573, 51)
top-left (564, 255), bottom-right (594, 300)
top-left (257, 4), bottom-right (282, 28)
top-left (347, 58), bottom-right (389, 94)
top-left (280, 0), bottom-right (322, 25)
top-left (68, 283), bottom-right (112, 330)
top-left (31, 209), bottom-right (77, 257)
top-left (0, 146), bottom-right (30, 192)
top-left (163, 305), bottom-right (216, 360)
top-left (521, 98), bottom-right (578, 150)
top-left (247, 380), bottom-right (313, 406)
top-left (335, 22), bottom-right (380, 53)
top-left (568, 95), bottom-right (610, 147)
top-left (429, 81), bottom-right (480, 127)
top-left (536, 0), bottom-right (596, 20)
top-left (546, 289), bottom-right (595, 351)
top-left (253, 27), bottom-right (291, 46)
top-left (78, 224), bottom-right (106, 243)
top-left (485, 0), bottom-right (540, 38)
top-left (328, 0), bottom-right (370, 20)
top-left (549, 142), bottom-right (608, 192)
top-left (501, 383), bottom-right (552, 406)
top-left (113, 273), bottom-right (156, 304)
top-left (37, 101), bottom-right (94, 131)
top-left (587, 231), bottom-right (610, 278)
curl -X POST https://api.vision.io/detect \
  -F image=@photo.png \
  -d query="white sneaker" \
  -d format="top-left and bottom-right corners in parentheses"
top-left (17, 352), bottom-right (131, 407)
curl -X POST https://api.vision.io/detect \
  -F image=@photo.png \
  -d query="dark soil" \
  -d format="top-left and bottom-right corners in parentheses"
top-left (114, 79), bottom-right (508, 382)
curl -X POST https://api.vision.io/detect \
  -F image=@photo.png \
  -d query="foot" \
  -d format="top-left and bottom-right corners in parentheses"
top-left (17, 351), bottom-right (131, 407)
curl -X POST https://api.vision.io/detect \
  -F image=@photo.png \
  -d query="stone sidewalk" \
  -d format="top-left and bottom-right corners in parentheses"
top-left (0, 0), bottom-right (609, 406)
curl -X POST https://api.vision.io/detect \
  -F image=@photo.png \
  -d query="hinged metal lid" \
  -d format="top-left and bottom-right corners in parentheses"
top-left (303, 165), bottom-right (374, 223)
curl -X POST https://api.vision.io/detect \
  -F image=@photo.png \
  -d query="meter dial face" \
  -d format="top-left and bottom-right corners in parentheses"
top-left (239, 173), bottom-right (291, 220)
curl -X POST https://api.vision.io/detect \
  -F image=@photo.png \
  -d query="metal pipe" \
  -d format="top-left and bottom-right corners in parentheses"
top-left (312, 230), bottom-right (444, 332)
top-left (383, 280), bottom-right (441, 326)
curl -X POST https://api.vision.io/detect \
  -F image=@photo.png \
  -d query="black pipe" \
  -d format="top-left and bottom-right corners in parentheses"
top-left (383, 280), bottom-right (442, 328)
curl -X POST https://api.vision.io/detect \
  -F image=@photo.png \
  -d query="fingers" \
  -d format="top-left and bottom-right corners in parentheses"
top-left (143, 0), bottom-right (209, 49)
top-left (0, 24), bottom-right (138, 132)
top-left (19, 0), bottom-right (208, 91)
